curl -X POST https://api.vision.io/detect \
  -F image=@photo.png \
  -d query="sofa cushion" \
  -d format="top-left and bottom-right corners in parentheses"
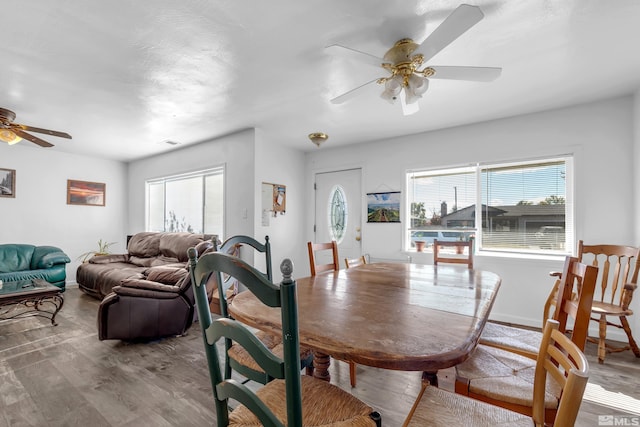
top-left (127, 232), bottom-right (162, 258)
top-left (159, 233), bottom-right (208, 262)
top-left (89, 254), bottom-right (128, 264)
top-left (146, 266), bottom-right (188, 285)
top-left (0, 244), bottom-right (36, 273)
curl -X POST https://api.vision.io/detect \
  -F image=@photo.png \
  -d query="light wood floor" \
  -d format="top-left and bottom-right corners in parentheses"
top-left (1, 287), bottom-right (639, 426)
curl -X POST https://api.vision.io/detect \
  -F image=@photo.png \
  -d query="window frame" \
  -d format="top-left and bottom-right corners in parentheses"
top-left (145, 165), bottom-right (225, 237)
top-left (405, 155), bottom-right (574, 257)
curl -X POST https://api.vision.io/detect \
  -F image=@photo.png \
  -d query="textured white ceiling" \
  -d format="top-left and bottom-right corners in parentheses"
top-left (2, 0), bottom-right (640, 161)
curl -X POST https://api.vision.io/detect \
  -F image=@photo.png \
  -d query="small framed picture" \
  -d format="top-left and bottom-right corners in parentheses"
top-left (367, 191), bottom-right (401, 223)
top-left (0, 168), bottom-right (16, 198)
top-left (67, 179), bottom-right (106, 206)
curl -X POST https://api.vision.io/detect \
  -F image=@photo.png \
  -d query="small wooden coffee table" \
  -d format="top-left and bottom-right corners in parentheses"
top-left (0, 278), bottom-right (64, 325)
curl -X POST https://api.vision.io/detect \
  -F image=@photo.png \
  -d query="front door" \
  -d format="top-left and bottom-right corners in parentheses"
top-left (314, 169), bottom-right (362, 267)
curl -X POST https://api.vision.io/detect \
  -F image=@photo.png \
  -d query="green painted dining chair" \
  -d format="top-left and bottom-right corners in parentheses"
top-left (215, 235), bottom-right (314, 385)
top-left (188, 249), bottom-right (382, 427)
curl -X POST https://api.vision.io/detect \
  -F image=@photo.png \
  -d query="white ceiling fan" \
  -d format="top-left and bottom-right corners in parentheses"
top-left (327, 4), bottom-right (502, 116)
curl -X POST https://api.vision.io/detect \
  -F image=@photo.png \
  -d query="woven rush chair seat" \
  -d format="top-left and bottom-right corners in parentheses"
top-left (229, 375), bottom-right (377, 426)
top-left (228, 330), bottom-right (314, 373)
top-left (455, 344), bottom-right (561, 409)
top-left (404, 381), bottom-right (533, 427)
top-left (479, 322), bottom-right (542, 359)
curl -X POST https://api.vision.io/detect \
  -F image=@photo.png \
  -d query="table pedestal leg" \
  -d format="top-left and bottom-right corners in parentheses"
top-left (422, 370), bottom-right (438, 387)
top-left (313, 351), bottom-right (331, 382)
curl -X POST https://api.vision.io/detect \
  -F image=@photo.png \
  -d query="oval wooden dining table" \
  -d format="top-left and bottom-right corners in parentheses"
top-left (228, 262), bottom-right (501, 385)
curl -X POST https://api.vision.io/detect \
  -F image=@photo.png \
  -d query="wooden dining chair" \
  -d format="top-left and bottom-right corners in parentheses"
top-left (340, 254), bottom-right (369, 387)
top-left (345, 255), bottom-right (367, 268)
top-left (480, 254), bottom-right (598, 359)
top-left (307, 240), bottom-right (359, 387)
top-left (403, 319), bottom-right (589, 427)
top-left (455, 256), bottom-right (597, 424)
top-left (575, 241), bottom-right (640, 364)
top-left (307, 240), bottom-right (339, 276)
top-left (188, 250), bottom-right (382, 427)
top-left (216, 235), bottom-right (313, 384)
top-left (433, 238), bottom-right (473, 268)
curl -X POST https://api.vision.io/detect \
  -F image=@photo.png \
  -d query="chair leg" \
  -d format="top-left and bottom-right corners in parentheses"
top-left (369, 411), bottom-right (382, 427)
top-left (349, 361), bottom-right (357, 388)
top-left (542, 278), bottom-right (561, 328)
top-left (598, 314), bottom-right (607, 364)
top-left (620, 316), bottom-right (640, 358)
top-left (305, 364), bottom-right (314, 376)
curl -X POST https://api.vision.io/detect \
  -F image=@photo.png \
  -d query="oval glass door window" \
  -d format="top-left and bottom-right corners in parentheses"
top-left (328, 185), bottom-right (347, 243)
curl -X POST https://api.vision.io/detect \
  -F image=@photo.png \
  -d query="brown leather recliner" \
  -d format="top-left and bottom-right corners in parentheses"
top-left (98, 240), bottom-right (217, 341)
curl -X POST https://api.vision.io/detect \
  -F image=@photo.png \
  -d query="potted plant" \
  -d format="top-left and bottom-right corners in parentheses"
top-left (78, 239), bottom-right (116, 263)
top-left (415, 241), bottom-right (426, 252)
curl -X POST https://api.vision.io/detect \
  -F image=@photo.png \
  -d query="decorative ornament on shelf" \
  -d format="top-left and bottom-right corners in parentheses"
top-left (308, 132), bottom-right (328, 148)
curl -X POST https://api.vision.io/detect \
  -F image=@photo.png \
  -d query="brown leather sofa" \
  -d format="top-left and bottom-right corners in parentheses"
top-left (97, 239), bottom-right (216, 341)
top-left (77, 231), bottom-right (215, 299)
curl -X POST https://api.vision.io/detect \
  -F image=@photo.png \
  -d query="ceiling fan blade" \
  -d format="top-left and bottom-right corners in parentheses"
top-left (414, 4), bottom-right (485, 63)
top-left (330, 79), bottom-right (379, 104)
top-left (325, 44), bottom-right (384, 67)
top-left (11, 128), bottom-right (54, 148)
top-left (400, 91), bottom-right (420, 116)
top-left (428, 65), bottom-right (502, 82)
top-left (16, 124), bottom-right (72, 139)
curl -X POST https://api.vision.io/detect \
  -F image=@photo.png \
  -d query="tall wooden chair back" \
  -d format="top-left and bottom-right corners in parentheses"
top-left (455, 256), bottom-right (597, 424)
top-left (404, 319), bottom-right (589, 427)
top-left (345, 255), bottom-right (367, 269)
top-left (307, 241), bottom-right (339, 276)
top-left (215, 235), bottom-right (313, 384)
top-left (577, 240), bottom-right (640, 363)
top-left (482, 255), bottom-right (598, 359)
top-left (188, 249), bottom-right (381, 427)
top-left (433, 238), bottom-right (473, 269)
top-left (340, 254), bottom-right (369, 387)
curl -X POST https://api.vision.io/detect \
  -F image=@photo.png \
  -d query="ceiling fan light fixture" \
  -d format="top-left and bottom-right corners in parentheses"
top-left (404, 92), bottom-right (421, 105)
top-left (308, 132), bottom-right (328, 148)
top-left (384, 76), bottom-right (403, 95)
top-left (408, 74), bottom-right (429, 96)
top-left (380, 89), bottom-right (398, 104)
top-left (0, 129), bottom-right (22, 145)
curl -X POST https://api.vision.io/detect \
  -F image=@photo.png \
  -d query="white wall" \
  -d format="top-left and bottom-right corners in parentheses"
top-left (253, 129), bottom-right (306, 282)
top-left (305, 95), bottom-right (638, 340)
top-left (128, 128), bottom-right (307, 283)
top-left (128, 129), bottom-right (256, 243)
top-left (0, 144), bottom-right (128, 282)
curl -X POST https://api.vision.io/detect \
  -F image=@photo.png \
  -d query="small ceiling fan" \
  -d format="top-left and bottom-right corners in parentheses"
top-left (0, 107), bottom-right (72, 148)
top-left (327, 4), bottom-right (502, 115)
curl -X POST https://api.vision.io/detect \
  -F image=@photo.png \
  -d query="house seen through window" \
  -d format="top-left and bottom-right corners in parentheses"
top-left (146, 167), bottom-right (224, 238)
top-left (406, 156), bottom-right (572, 255)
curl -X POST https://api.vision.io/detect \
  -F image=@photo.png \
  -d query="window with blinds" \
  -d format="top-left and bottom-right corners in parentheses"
top-left (406, 156), bottom-right (573, 254)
